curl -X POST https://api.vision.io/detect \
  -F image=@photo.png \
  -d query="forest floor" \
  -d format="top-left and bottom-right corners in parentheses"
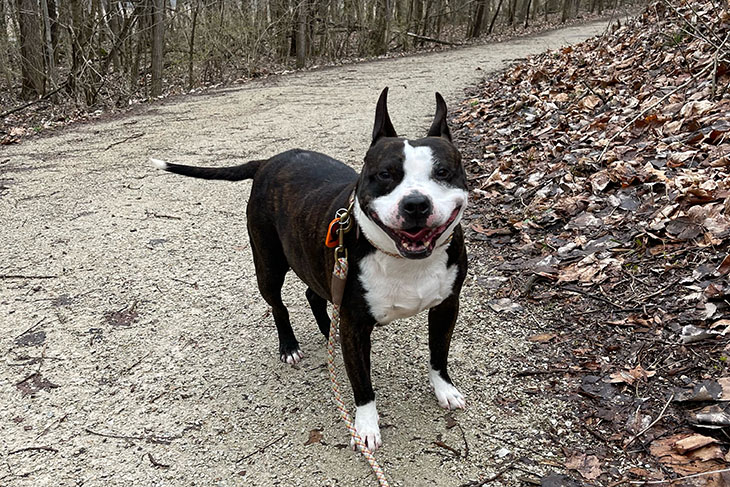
top-left (1, 10), bottom-right (722, 487)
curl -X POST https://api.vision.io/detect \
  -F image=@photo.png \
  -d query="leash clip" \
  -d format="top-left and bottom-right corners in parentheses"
top-left (327, 191), bottom-right (356, 256)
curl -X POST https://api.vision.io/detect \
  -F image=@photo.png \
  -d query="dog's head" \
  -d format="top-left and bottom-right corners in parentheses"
top-left (354, 88), bottom-right (468, 259)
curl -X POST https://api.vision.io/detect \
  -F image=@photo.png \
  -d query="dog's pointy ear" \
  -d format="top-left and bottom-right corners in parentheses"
top-left (427, 92), bottom-right (452, 141)
top-left (372, 87), bottom-right (397, 144)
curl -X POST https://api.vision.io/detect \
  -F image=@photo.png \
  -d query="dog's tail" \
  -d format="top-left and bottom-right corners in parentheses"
top-left (150, 158), bottom-right (264, 181)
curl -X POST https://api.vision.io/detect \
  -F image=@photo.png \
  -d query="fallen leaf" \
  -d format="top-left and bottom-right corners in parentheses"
top-left (650, 433), bottom-right (727, 476)
top-left (16, 373), bottom-right (60, 397)
top-left (304, 429), bottom-right (323, 446)
top-left (674, 434), bottom-right (717, 454)
top-left (528, 333), bottom-right (557, 343)
top-left (488, 298), bottom-right (523, 313)
top-left (564, 452), bottom-right (602, 480)
top-left (608, 365), bottom-right (656, 385)
top-left (675, 378), bottom-right (730, 402)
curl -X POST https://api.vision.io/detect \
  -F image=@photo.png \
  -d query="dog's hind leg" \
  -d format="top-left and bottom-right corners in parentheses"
top-left (249, 228), bottom-right (303, 365)
top-left (305, 288), bottom-right (330, 338)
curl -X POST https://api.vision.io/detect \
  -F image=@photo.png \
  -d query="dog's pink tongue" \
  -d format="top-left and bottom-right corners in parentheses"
top-left (401, 227), bottom-right (430, 241)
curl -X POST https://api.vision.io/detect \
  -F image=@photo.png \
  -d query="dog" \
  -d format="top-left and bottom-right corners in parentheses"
top-left (151, 88), bottom-right (468, 450)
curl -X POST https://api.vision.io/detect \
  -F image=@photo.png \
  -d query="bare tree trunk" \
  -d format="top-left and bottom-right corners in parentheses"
top-left (383, 0), bottom-right (392, 53)
top-left (16, 0), bottom-right (46, 98)
top-left (187, 0), bottom-right (199, 89)
top-left (507, 0), bottom-right (517, 26)
top-left (561, 0), bottom-right (570, 22)
top-left (0, 0), bottom-right (14, 88)
top-left (150, 0), bottom-right (164, 96)
top-left (523, 0), bottom-right (532, 27)
top-left (40, 0), bottom-right (56, 89)
top-left (468, 0), bottom-right (487, 38)
top-left (420, 0), bottom-right (432, 44)
top-left (488, 0), bottom-right (505, 34)
top-left (296, 0), bottom-right (307, 68)
top-left (107, 0), bottom-right (121, 72)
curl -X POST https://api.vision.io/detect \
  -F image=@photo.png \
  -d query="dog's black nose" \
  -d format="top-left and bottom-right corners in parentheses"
top-left (400, 194), bottom-right (432, 217)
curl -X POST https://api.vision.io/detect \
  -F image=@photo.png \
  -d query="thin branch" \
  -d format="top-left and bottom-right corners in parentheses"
top-left (629, 467), bottom-right (730, 485)
top-left (624, 394), bottom-right (674, 449)
top-left (459, 458), bottom-right (521, 486)
top-left (0, 83), bottom-right (67, 118)
top-left (8, 446), bottom-right (58, 455)
top-left (236, 433), bottom-right (287, 463)
top-left (0, 275), bottom-right (58, 279)
top-left (104, 132), bottom-right (145, 151)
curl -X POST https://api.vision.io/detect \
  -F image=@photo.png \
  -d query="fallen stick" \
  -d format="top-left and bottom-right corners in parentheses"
top-left (459, 458), bottom-right (521, 486)
top-left (237, 433), bottom-right (287, 462)
top-left (406, 32), bottom-right (461, 46)
top-left (104, 132), bottom-right (144, 151)
top-left (629, 466), bottom-right (730, 485)
top-left (624, 393), bottom-right (674, 449)
top-left (8, 446), bottom-right (58, 455)
top-left (0, 275), bottom-right (58, 279)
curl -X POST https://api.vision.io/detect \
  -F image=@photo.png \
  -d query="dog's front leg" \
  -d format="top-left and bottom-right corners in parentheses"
top-left (339, 308), bottom-right (381, 450)
top-left (428, 293), bottom-right (466, 409)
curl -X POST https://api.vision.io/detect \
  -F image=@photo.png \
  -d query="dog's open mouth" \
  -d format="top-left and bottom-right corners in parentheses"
top-left (370, 207), bottom-right (461, 258)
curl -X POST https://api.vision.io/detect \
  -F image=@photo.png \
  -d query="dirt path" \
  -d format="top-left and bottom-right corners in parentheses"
top-left (2, 20), bottom-right (610, 487)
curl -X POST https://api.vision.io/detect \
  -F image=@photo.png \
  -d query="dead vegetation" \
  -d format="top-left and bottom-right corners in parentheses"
top-left (452, 0), bottom-right (730, 484)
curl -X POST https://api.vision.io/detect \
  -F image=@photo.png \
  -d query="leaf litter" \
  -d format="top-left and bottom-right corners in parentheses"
top-left (452, 0), bottom-right (730, 484)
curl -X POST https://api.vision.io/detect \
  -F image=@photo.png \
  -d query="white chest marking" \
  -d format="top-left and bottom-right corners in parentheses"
top-left (358, 248), bottom-right (457, 324)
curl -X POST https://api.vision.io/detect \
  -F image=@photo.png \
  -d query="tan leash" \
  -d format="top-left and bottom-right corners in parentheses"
top-left (327, 195), bottom-right (390, 487)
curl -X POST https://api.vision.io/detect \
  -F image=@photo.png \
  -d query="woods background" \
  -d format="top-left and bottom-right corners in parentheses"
top-left (2, 0), bottom-right (636, 114)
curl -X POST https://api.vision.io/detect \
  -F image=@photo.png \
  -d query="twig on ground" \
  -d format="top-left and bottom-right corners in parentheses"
top-left (405, 31), bottom-right (461, 46)
top-left (0, 83), bottom-right (68, 118)
top-left (145, 210), bottom-right (182, 220)
top-left (35, 413), bottom-right (68, 440)
top-left (432, 440), bottom-right (461, 457)
top-left (145, 452), bottom-right (171, 468)
top-left (459, 458), bottom-right (521, 486)
top-left (629, 467), bottom-right (730, 485)
top-left (104, 132), bottom-right (144, 151)
top-left (457, 423), bottom-right (470, 459)
top-left (624, 394), bottom-right (674, 449)
top-left (638, 278), bottom-right (680, 302)
top-left (84, 427), bottom-right (174, 445)
top-left (8, 446), bottom-right (58, 455)
top-left (0, 275), bottom-right (58, 280)
top-left (123, 352), bottom-right (151, 374)
top-left (15, 317), bottom-right (47, 340)
top-left (237, 433), bottom-right (287, 462)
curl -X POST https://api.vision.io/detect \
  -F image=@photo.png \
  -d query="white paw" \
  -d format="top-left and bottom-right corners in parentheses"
top-left (280, 349), bottom-right (303, 365)
top-left (352, 400), bottom-right (382, 451)
top-left (429, 368), bottom-right (466, 410)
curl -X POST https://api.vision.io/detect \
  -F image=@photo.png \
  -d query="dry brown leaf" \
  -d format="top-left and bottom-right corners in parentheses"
top-left (717, 254), bottom-right (730, 276)
top-left (304, 429), bottom-right (323, 446)
top-left (579, 95), bottom-right (602, 110)
top-left (674, 434), bottom-right (718, 454)
top-left (650, 433), bottom-right (726, 476)
top-left (608, 365), bottom-right (656, 385)
top-left (564, 452), bottom-right (602, 480)
top-left (528, 333), bottom-right (557, 343)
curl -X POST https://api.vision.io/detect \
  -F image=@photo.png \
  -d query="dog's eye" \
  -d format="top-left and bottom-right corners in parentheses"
top-left (376, 171), bottom-right (392, 182)
top-left (435, 167), bottom-right (451, 180)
